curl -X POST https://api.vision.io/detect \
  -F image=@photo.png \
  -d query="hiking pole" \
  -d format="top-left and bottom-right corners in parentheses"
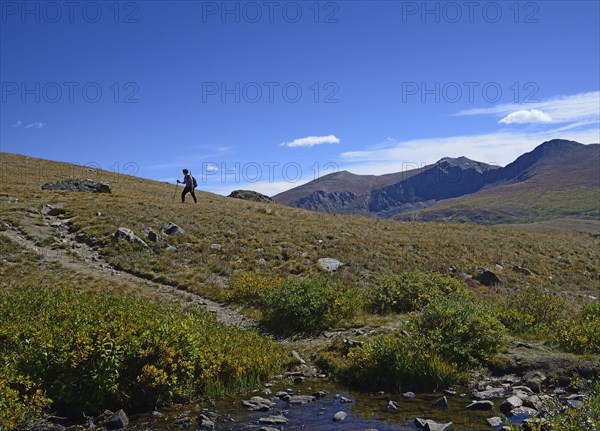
top-left (172, 182), bottom-right (179, 203)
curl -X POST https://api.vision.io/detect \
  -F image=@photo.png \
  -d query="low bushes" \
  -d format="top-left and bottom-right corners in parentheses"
top-left (551, 302), bottom-right (600, 354)
top-left (261, 277), bottom-right (358, 334)
top-left (414, 293), bottom-right (508, 365)
top-left (365, 272), bottom-right (467, 314)
top-left (339, 335), bottom-right (464, 391)
top-left (0, 285), bottom-right (285, 426)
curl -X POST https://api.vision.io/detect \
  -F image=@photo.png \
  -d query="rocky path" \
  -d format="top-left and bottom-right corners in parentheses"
top-left (0, 207), bottom-right (257, 330)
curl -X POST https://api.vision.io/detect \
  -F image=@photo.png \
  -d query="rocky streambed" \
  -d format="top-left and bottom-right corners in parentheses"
top-left (53, 372), bottom-right (588, 431)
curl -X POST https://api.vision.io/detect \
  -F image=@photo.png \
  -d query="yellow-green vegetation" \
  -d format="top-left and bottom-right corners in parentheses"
top-left (1, 153), bottom-right (599, 424)
top-left (365, 272), bottom-right (467, 313)
top-left (0, 233), bottom-right (285, 428)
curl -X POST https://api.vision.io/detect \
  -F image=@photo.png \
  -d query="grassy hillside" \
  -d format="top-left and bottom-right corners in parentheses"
top-left (2, 152), bottom-right (598, 299)
top-left (1, 152), bottom-right (599, 426)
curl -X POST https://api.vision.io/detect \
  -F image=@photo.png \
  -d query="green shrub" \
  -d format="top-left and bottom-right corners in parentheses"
top-left (229, 272), bottom-right (280, 306)
top-left (337, 334), bottom-right (463, 391)
top-left (496, 286), bottom-right (565, 335)
top-left (0, 285), bottom-right (285, 422)
top-left (414, 293), bottom-right (508, 366)
top-left (261, 277), bottom-right (358, 334)
top-left (552, 302), bottom-right (600, 354)
top-left (0, 365), bottom-right (51, 430)
top-left (365, 272), bottom-right (467, 314)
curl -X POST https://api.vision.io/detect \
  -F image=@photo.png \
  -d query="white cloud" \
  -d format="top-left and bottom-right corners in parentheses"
top-left (280, 134), bottom-right (340, 148)
top-left (458, 91), bottom-right (600, 124)
top-left (25, 121), bottom-right (46, 129)
top-left (12, 120), bottom-right (22, 127)
top-left (499, 109), bottom-right (553, 124)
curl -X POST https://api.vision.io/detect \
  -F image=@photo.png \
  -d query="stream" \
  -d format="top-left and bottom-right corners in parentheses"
top-left (128, 379), bottom-right (524, 430)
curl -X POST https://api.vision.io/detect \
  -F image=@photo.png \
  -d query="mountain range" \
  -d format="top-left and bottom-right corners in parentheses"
top-left (273, 139), bottom-right (600, 224)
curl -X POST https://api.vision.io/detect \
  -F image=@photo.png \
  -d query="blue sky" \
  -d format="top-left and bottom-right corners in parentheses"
top-left (2, 0), bottom-right (599, 195)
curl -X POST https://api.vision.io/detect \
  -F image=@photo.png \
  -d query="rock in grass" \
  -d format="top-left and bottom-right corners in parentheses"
top-left (318, 258), bottom-right (344, 272)
top-left (402, 391), bottom-right (416, 398)
top-left (141, 225), bottom-right (162, 242)
top-left (160, 221), bottom-right (184, 236)
top-left (387, 400), bottom-right (400, 410)
top-left (333, 411), bottom-right (347, 421)
top-left (113, 227), bottom-right (148, 247)
top-left (474, 268), bottom-right (501, 286)
top-left (42, 178), bottom-right (111, 193)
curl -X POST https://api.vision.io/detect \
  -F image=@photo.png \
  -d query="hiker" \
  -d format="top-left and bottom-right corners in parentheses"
top-left (177, 169), bottom-right (197, 203)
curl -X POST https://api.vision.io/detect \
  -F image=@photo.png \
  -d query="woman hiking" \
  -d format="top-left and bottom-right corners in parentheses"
top-left (177, 169), bottom-right (197, 203)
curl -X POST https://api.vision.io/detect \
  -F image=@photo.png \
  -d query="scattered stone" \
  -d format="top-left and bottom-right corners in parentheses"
top-left (443, 389), bottom-right (457, 396)
top-left (258, 415), bottom-right (289, 425)
top-left (228, 190), bottom-right (274, 203)
top-left (159, 222), bottom-right (184, 236)
top-left (434, 396), bottom-right (448, 408)
top-left (475, 268), bottom-right (501, 286)
top-left (472, 387), bottom-right (505, 400)
top-left (42, 178), bottom-right (111, 193)
top-left (98, 409), bottom-right (129, 430)
top-left (565, 399), bottom-right (584, 409)
top-left (242, 396), bottom-right (276, 411)
top-left (340, 396), bottom-right (353, 403)
top-left (318, 257), bottom-right (344, 272)
top-left (112, 227), bottom-right (148, 247)
top-left (291, 350), bottom-right (306, 364)
top-left (524, 372), bottom-right (546, 393)
top-left (509, 406), bottom-right (539, 418)
top-left (402, 391), bottom-right (416, 398)
top-left (95, 211), bottom-right (102, 216)
top-left (313, 390), bottom-right (328, 399)
top-left (512, 265), bottom-right (533, 275)
top-left (333, 411), bottom-right (347, 422)
top-left (210, 243), bottom-right (222, 251)
top-left (387, 400), bottom-right (400, 410)
top-left (44, 203), bottom-right (65, 216)
top-left (500, 395), bottom-right (523, 415)
top-left (465, 400), bottom-right (494, 411)
top-left (487, 417), bottom-right (504, 427)
top-left (259, 427), bottom-right (280, 431)
top-left (141, 225), bottom-right (162, 242)
top-left (288, 395), bottom-right (316, 405)
top-left (414, 418), bottom-right (453, 431)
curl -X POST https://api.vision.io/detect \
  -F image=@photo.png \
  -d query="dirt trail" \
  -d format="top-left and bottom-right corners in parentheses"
top-left (1, 206), bottom-right (398, 350)
top-left (0, 208), bottom-right (257, 330)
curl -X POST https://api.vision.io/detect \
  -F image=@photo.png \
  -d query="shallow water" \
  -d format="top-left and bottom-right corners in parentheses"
top-left (128, 380), bottom-right (519, 430)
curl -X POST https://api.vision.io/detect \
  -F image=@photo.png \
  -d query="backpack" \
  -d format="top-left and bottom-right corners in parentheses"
top-left (192, 175), bottom-right (198, 189)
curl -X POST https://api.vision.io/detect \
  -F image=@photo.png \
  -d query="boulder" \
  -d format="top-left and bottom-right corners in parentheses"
top-left (433, 396), bottom-right (448, 408)
top-left (333, 411), bottom-right (347, 421)
top-left (288, 395), bottom-right (315, 404)
top-left (42, 178), bottom-right (111, 193)
top-left (472, 387), bottom-right (505, 399)
top-left (159, 222), bottom-right (184, 236)
top-left (465, 400), bottom-right (494, 411)
top-left (258, 415), bottom-right (289, 424)
top-left (500, 395), bottom-right (523, 415)
top-left (242, 396), bottom-right (275, 411)
top-left (487, 417), bottom-right (504, 428)
top-left (98, 409), bottom-right (129, 430)
top-left (414, 418), bottom-right (453, 431)
top-left (475, 269), bottom-right (501, 286)
top-left (318, 258), bottom-right (344, 272)
top-left (141, 226), bottom-right (162, 242)
top-left (113, 228), bottom-right (148, 247)
top-left (228, 190), bottom-right (274, 203)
